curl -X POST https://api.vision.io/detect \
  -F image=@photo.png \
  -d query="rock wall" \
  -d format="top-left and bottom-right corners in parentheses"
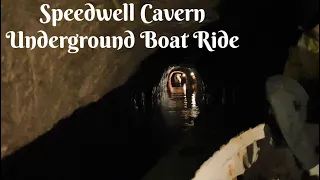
top-left (284, 24), bottom-right (319, 82)
top-left (1, 0), bottom-right (219, 157)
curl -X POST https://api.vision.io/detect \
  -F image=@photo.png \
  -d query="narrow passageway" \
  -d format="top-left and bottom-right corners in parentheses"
top-left (153, 66), bottom-right (205, 132)
top-left (141, 65), bottom-right (244, 180)
top-left (141, 66), bottom-right (205, 180)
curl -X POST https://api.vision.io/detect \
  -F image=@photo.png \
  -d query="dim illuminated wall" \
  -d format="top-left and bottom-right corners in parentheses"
top-left (284, 25), bottom-right (319, 82)
top-left (1, 0), bottom-right (219, 157)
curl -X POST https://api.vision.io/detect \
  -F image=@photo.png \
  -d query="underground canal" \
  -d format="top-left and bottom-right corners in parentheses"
top-left (1, 40), bottom-right (274, 180)
top-left (153, 66), bottom-right (205, 133)
top-left (1, 40), bottom-right (265, 180)
top-left (2, 0), bottom-right (318, 179)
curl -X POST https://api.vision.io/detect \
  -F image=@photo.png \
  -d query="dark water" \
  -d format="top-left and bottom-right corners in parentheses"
top-left (160, 90), bottom-right (201, 129)
top-left (141, 68), bottom-right (213, 180)
top-left (152, 66), bottom-right (205, 135)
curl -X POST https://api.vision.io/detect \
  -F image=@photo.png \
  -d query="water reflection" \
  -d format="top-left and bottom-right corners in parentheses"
top-left (160, 88), bottom-right (201, 130)
top-left (153, 66), bottom-right (205, 131)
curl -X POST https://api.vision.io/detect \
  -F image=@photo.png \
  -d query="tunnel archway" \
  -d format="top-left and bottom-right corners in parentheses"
top-left (152, 65), bottom-right (206, 132)
top-left (168, 71), bottom-right (187, 88)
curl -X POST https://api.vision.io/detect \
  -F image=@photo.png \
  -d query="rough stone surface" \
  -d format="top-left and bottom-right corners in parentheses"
top-left (284, 25), bottom-right (319, 82)
top-left (1, 0), bottom-right (220, 157)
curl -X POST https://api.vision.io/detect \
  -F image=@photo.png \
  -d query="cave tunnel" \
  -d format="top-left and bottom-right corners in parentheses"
top-left (2, 0), bottom-right (319, 179)
top-left (0, 40), bottom-right (294, 180)
top-left (153, 66), bottom-right (205, 132)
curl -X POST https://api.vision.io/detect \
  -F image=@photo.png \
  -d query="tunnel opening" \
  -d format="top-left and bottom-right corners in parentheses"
top-left (152, 65), bottom-right (206, 134)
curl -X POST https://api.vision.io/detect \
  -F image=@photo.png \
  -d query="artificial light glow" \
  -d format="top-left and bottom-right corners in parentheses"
top-left (182, 73), bottom-right (186, 77)
top-left (190, 72), bottom-right (194, 76)
top-left (176, 74), bottom-right (182, 83)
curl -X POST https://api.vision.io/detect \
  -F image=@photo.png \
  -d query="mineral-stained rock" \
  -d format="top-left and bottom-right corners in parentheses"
top-left (1, 0), bottom-right (219, 157)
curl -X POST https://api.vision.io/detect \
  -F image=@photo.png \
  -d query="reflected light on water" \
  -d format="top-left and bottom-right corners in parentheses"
top-left (188, 92), bottom-right (200, 119)
top-left (160, 89), bottom-right (200, 129)
top-left (183, 94), bottom-right (187, 109)
top-left (153, 66), bottom-right (204, 130)
top-left (191, 92), bottom-right (196, 108)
